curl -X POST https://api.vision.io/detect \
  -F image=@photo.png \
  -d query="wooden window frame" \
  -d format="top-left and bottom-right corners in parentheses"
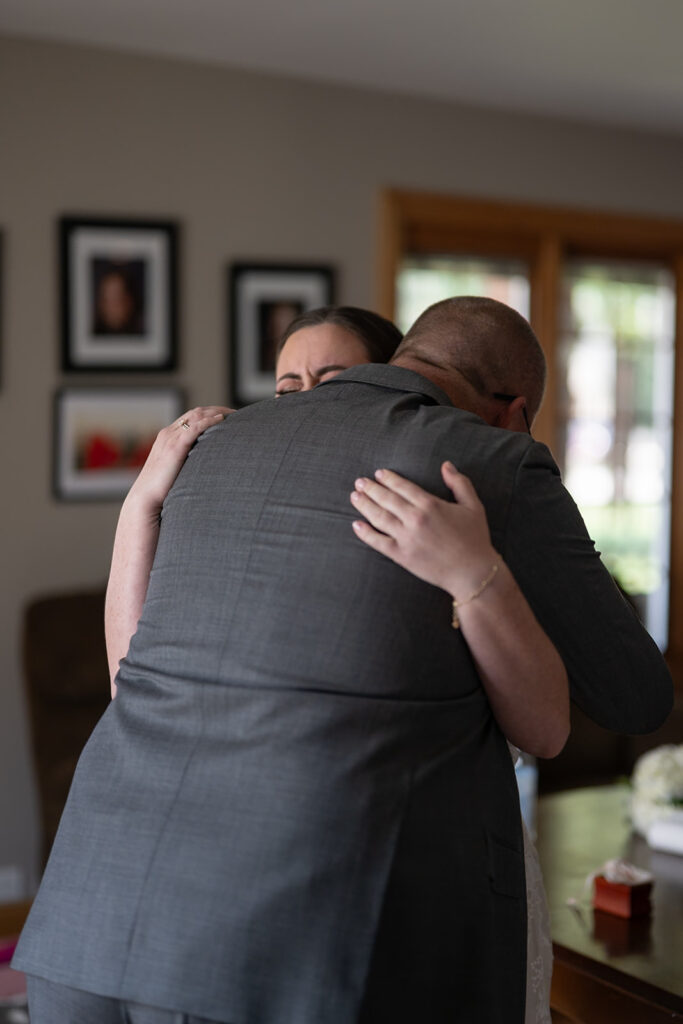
top-left (378, 189), bottom-right (683, 684)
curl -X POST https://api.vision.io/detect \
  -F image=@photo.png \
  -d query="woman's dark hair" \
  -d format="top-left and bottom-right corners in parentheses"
top-left (276, 306), bottom-right (403, 364)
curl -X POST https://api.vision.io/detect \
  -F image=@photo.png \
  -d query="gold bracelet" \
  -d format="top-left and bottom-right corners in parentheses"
top-left (452, 562), bottom-right (499, 629)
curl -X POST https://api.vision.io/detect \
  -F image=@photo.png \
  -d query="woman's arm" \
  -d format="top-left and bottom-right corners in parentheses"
top-left (106, 406), bottom-right (231, 697)
top-left (350, 461), bottom-right (570, 758)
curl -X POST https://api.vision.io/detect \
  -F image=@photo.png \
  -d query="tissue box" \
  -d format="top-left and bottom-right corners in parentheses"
top-left (647, 811), bottom-right (683, 855)
top-left (593, 874), bottom-right (652, 919)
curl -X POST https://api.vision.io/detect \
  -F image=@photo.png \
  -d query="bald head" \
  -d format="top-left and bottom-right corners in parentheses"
top-left (392, 296), bottom-right (547, 425)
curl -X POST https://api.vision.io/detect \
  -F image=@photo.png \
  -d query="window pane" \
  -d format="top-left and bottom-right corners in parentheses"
top-left (396, 255), bottom-right (530, 332)
top-left (558, 261), bottom-right (675, 649)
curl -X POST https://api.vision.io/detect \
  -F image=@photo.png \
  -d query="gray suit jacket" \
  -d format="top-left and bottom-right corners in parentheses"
top-left (15, 365), bottom-right (672, 1024)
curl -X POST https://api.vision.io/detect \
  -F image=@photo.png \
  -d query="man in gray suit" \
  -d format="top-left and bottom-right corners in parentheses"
top-left (15, 297), bottom-right (672, 1023)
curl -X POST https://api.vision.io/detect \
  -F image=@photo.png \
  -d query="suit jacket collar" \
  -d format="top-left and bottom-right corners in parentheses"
top-left (320, 363), bottom-right (454, 408)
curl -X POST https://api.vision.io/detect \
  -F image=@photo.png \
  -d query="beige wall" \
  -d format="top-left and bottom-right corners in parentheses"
top-left (2, 33), bottom-right (683, 889)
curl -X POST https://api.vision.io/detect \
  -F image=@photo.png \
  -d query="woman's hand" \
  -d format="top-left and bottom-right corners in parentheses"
top-left (126, 406), bottom-right (232, 517)
top-left (351, 460), bottom-right (570, 759)
top-left (350, 461), bottom-right (498, 600)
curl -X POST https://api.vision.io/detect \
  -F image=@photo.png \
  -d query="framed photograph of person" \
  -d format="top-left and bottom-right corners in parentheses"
top-left (53, 386), bottom-right (184, 500)
top-left (60, 216), bottom-right (178, 371)
top-left (229, 262), bottom-right (334, 405)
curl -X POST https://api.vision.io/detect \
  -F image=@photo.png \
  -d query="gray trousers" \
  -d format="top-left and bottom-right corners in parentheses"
top-left (26, 976), bottom-right (227, 1024)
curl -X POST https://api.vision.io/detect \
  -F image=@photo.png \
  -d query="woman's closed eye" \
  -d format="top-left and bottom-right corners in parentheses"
top-left (275, 373), bottom-right (303, 396)
top-left (275, 364), bottom-right (347, 396)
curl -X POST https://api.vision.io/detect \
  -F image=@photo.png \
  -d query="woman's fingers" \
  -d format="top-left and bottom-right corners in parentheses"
top-left (441, 461), bottom-right (483, 510)
top-left (352, 471), bottom-right (451, 543)
top-left (355, 466), bottom-right (483, 529)
top-left (373, 468), bottom-right (432, 508)
top-left (353, 477), bottom-right (406, 521)
top-left (352, 519), bottom-right (397, 558)
top-left (350, 485), bottom-right (402, 534)
top-left (366, 465), bottom-right (474, 517)
top-left (164, 406), bottom-right (232, 449)
top-left (174, 406), bottom-right (232, 432)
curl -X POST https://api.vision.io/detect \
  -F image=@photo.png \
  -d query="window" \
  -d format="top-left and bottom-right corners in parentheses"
top-left (381, 190), bottom-right (683, 676)
top-left (558, 261), bottom-right (675, 647)
top-left (397, 255), bottom-right (530, 329)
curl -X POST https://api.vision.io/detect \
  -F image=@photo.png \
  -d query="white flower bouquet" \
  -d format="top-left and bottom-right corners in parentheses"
top-left (630, 744), bottom-right (683, 836)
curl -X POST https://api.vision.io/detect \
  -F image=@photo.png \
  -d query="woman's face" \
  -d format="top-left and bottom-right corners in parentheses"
top-left (275, 324), bottom-right (371, 396)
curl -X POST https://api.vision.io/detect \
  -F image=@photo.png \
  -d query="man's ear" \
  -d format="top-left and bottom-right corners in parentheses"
top-left (496, 396), bottom-right (529, 434)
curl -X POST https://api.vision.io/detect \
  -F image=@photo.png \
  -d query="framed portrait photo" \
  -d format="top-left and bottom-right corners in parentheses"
top-left (60, 216), bottom-right (178, 371)
top-left (229, 262), bottom-right (334, 405)
top-left (53, 387), bottom-right (184, 501)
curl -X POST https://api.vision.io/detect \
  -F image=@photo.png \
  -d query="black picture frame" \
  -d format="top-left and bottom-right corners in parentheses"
top-left (229, 262), bottom-right (334, 405)
top-left (53, 386), bottom-right (184, 501)
top-left (60, 216), bottom-right (178, 371)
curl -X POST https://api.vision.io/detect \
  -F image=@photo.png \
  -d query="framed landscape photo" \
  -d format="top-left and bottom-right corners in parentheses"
top-left (229, 262), bottom-right (334, 405)
top-left (54, 387), bottom-right (183, 500)
top-left (60, 216), bottom-right (178, 371)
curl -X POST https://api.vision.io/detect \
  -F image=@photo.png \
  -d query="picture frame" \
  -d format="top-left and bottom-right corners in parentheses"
top-left (60, 216), bottom-right (178, 371)
top-left (229, 262), bottom-right (334, 405)
top-left (53, 387), bottom-right (184, 501)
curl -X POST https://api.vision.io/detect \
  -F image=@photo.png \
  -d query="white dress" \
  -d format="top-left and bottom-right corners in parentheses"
top-left (510, 745), bottom-right (553, 1024)
top-left (521, 815), bottom-right (553, 1024)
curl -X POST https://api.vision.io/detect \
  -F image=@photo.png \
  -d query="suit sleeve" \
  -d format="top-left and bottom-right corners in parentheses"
top-left (500, 440), bottom-right (673, 735)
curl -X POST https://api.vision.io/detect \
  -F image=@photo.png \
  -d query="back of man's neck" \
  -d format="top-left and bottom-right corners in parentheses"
top-left (390, 355), bottom-right (481, 416)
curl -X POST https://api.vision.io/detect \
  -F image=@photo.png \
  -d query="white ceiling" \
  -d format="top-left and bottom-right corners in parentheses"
top-left (2, 0), bottom-right (683, 135)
